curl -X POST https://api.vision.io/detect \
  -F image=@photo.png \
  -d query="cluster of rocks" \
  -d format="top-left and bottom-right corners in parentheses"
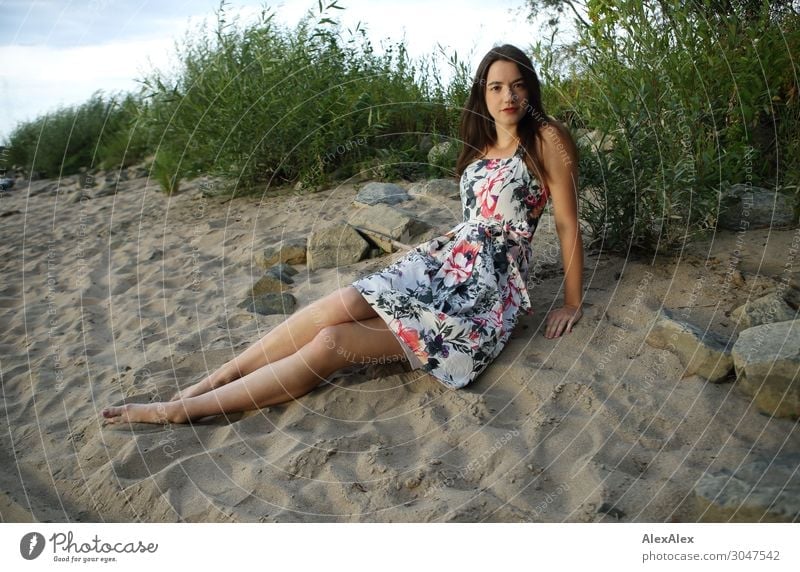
top-left (646, 288), bottom-right (800, 420)
top-left (645, 287), bottom-right (800, 521)
top-left (238, 180), bottom-right (459, 316)
top-left (236, 244), bottom-right (304, 316)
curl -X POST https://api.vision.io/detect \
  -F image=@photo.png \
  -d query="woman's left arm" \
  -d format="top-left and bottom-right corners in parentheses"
top-left (540, 121), bottom-right (584, 339)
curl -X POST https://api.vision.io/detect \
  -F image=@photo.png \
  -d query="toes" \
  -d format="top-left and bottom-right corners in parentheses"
top-left (101, 406), bottom-right (118, 418)
top-left (101, 405), bottom-right (127, 424)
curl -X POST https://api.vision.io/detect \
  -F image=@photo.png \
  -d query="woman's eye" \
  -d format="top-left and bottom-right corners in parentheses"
top-left (488, 84), bottom-right (524, 92)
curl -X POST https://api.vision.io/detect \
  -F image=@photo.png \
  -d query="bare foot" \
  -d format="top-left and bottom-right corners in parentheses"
top-left (101, 402), bottom-right (185, 425)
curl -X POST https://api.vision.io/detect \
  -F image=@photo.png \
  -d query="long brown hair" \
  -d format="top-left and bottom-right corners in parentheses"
top-left (455, 44), bottom-right (552, 184)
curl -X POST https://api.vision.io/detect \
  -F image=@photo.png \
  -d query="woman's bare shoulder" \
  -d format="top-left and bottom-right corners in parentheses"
top-left (540, 117), bottom-right (574, 145)
top-left (537, 117), bottom-right (576, 158)
top-left (536, 117), bottom-right (578, 190)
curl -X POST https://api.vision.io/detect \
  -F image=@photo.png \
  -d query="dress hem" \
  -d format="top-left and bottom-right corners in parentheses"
top-left (350, 284), bottom-right (427, 372)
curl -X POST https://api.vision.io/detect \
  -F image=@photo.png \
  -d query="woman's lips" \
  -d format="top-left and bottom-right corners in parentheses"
top-left (502, 107), bottom-right (518, 113)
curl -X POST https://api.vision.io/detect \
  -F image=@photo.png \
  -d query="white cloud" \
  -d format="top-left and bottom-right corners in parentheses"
top-left (0, 38), bottom-right (180, 139)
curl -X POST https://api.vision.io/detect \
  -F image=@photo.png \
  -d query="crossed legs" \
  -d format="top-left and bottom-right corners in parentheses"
top-left (170, 285), bottom-right (380, 400)
top-left (101, 286), bottom-right (409, 425)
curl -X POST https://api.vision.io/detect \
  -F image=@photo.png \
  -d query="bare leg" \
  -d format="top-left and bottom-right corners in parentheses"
top-left (169, 286), bottom-right (377, 400)
top-left (102, 316), bottom-right (409, 425)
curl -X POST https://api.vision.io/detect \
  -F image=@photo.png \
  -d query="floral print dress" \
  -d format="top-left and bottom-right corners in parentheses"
top-left (350, 143), bottom-right (550, 389)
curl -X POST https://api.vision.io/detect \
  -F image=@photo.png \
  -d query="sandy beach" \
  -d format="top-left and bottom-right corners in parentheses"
top-left (1, 169), bottom-right (798, 523)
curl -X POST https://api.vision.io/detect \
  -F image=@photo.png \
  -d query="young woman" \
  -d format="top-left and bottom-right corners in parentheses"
top-left (101, 44), bottom-right (583, 426)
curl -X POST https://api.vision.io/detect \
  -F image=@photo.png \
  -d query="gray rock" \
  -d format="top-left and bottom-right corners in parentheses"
top-left (251, 275), bottom-right (290, 295)
top-left (427, 141), bottom-right (458, 168)
top-left (407, 178), bottom-right (460, 200)
top-left (782, 272), bottom-right (800, 310)
top-left (732, 319), bottom-right (800, 418)
top-left (718, 184), bottom-right (795, 230)
top-left (786, 289), bottom-right (800, 311)
top-left (260, 238), bottom-right (307, 267)
top-left (731, 293), bottom-right (798, 329)
top-left (348, 204), bottom-right (431, 253)
top-left (354, 182), bottom-right (410, 206)
top-left (645, 308), bottom-right (734, 382)
top-left (264, 263), bottom-right (297, 283)
top-left (694, 453), bottom-right (800, 522)
top-left (307, 223), bottom-right (370, 270)
top-left (237, 292), bottom-right (297, 315)
top-left (78, 172), bottom-right (97, 188)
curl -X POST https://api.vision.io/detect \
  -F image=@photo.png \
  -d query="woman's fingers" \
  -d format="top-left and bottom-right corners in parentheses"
top-left (546, 317), bottom-right (564, 338)
top-left (545, 307), bottom-right (581, 338)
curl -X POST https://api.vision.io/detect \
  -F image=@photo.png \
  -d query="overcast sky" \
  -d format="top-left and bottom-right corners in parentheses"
top-left (0, 0), bottom-right (557, 142)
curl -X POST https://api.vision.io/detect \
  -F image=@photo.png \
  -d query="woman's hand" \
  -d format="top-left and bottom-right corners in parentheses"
top-left (544, 304), bottom-right (582, 339)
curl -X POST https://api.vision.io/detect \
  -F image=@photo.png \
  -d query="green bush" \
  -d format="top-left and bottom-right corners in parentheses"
top-left (528, 0), bottom-right (800, 253)
top-left (95, 92), bottom-right (151, 171)
top-left (4, 91), bottom-right (142, 178)
top-left (3, 2), bottom-right (471, 195)
top-left (136, 1), bottom-right (471, 194)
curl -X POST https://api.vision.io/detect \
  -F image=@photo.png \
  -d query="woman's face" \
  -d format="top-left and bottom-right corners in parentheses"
top-left (484, 59), bottom-right (528, 131)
